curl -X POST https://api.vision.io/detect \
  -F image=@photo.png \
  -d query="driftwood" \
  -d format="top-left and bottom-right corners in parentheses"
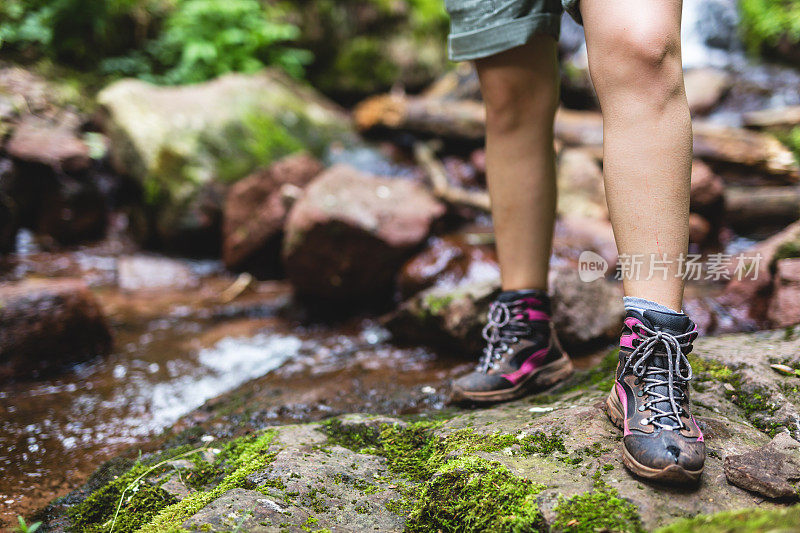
top-left (724, 186), bottom-right (800, 228)
top-left (355, 92), bottom-right (800, 181)
top-left (414, 142), bottom-right (491, 212)
top-left (693, 122), bottom-right (800, 182)
top-left (743, 105), bottom-right (800, 129)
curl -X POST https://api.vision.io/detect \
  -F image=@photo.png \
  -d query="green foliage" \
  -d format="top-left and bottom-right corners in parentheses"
top-left (657, 504), bottom-right (800, 533)
top-left (740, 0), bottom-right (800, 56)
top-left (111, 0), bottom-right (311, 84)
top-left (1, 0), bottom-right (311, 85)
top-left (14, 516), bottom-right (41, 533)
top-left (0, 0), bottom-right (171, 66)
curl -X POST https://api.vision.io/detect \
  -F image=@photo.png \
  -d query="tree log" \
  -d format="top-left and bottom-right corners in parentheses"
top-left (724, 185), bottom-right (800, 228)
top-left (354, 93), bottom-right (800, 181)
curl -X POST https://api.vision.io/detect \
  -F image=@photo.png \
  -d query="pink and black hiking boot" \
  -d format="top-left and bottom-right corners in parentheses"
top-left (605, 309), bottom-right (705, 484)
top-left (450, 290), bottom-right (574, 403)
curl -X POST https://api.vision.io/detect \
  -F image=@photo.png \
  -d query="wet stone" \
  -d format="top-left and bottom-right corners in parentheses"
top-left (0, 278), bottom-right (112, 380)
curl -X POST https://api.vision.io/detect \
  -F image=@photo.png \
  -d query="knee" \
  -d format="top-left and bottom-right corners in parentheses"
top-left (589, 21), bottom-right (683, 103)
top-left (480, 74), bottom-right (559, 134)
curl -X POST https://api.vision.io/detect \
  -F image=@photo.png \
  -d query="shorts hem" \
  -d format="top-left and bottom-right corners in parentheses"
top-left (447, 12), bottom-right (562, 62)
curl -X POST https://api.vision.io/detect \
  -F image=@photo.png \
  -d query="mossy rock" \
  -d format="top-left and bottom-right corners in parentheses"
top-left (53, 331), bottom-right (800, 532)
top-left (98, 70), bottom-right (357, 206)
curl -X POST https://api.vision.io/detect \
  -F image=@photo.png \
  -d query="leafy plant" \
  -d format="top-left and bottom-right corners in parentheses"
top-left (14, 516), bottom-right (41, 533)
top-left (1, 0), bottom-right (311, 85)
top-left (120, 0), bottom-right (311, 84)
top-left (740, 0), bottom-right (800, 56)
top-left (0, 0), bottom-right (171, 66)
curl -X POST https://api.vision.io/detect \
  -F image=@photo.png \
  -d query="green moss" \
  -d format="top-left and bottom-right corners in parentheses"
top-left (561, 348), bottom-right (620, 395)
top-left (321, 420), bottom-right (556, 531)
top-left (656, 504), bottom-right (800, 533)
top-left (689, 354), bottom-right (783, 436)
top-left (771, 234), bottom-right (800, 269)
top-left (67, 463), bottom-right (178, 533)
top-left (406, 456), bottom-right (546, 533)
top-left (138, 430), bottom-right (278, 532)
top-left (66, 445), bottom-right (214, 532)
top-left (689, 355), bottom-right (734, 382)
top-left (552, 477), bottom-right (643, 533)
top-left (320, 419), bottom-right (383, 452)
top-left (422, 293), bottom-right (455, 316)
top-left (64, 430), bottom-right (278, 532)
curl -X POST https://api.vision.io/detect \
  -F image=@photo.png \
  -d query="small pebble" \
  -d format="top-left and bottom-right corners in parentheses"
top-left (528, 406), bottom-right (554, 413)
top-left (421, 386), bottom-right (436, 394)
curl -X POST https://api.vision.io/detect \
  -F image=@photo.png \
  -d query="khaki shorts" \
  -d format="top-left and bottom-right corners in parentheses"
top-left (445, 0), bottom-right (582, 61)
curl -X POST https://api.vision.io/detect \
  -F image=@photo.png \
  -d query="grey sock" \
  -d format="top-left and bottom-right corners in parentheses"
top-left (623, 296), bottom-right (682, 315)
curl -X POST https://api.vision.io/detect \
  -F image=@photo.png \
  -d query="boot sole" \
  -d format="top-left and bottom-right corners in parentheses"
top-left (605, 385), bottom-right (703, 484)
top-left (451, 353), bottom-right (574, 403)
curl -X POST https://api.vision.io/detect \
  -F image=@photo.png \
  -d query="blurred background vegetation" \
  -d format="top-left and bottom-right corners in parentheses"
top-left (0, 0), bottom-right (450, 99)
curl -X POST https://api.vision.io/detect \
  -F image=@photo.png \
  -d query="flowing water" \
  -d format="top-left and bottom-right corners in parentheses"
top-left (0, 246), bottom-right (463, 524)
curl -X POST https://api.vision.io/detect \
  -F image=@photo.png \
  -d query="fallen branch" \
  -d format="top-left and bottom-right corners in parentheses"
top-left (414, 142), bottom-right (491, 212)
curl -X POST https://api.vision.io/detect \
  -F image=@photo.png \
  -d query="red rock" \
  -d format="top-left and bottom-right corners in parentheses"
top-left (690, 160), bottom-right (725, 213)
top-left (767, 258), bottom-right (800, 327)
top-left (6, 116), bottom-right (90, 174)
top-left (721, 221), bottom-right (800, 323)
top-left (283, 164), bottom-right (445, 302)
top-left (223, 153), bottom-right (323, 275)
top-left (689, 213), bottom-right (712, 246)
top-left (0, 278), bottom-right (112, 380)
top-left (553, 216), bottom-right (617, 271)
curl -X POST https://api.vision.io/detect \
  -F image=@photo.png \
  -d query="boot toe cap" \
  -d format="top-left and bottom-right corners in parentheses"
top-left (624, 430), bottom-right (705, 472)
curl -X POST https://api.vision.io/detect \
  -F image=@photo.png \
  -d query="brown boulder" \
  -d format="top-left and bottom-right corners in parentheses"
top-left (723, 433), bottom-right (800, 500)
top-left (0, 278), bottom-right (112, 380)
top-left (5, 115), bottom-right (90, 174)
top-left (283, 164), bottom-right (445, 302)
top-left (767, 258), bottom-right (800, 327)
top-left (548, 265), bottom-right (624, 349)
top-left (397, 234), bottom-right (499, 299)
top-left (684, 68), bottom-right (731, 116)
top-left (556, 148), bottom-right (607, 220)
top-left (223, 153), bottom-right (323, 275)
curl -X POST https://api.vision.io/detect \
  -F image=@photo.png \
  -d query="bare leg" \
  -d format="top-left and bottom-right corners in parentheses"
top-left (581, 0), bottom-right (691, 311)
top-left (475, 35), bottom-right (560, 291)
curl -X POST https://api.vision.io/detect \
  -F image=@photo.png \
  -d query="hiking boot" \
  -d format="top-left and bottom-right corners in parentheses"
top-left (605, 309), bottom-right (705, 483)
top-left (450, 290), bottom-right (573, 403)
